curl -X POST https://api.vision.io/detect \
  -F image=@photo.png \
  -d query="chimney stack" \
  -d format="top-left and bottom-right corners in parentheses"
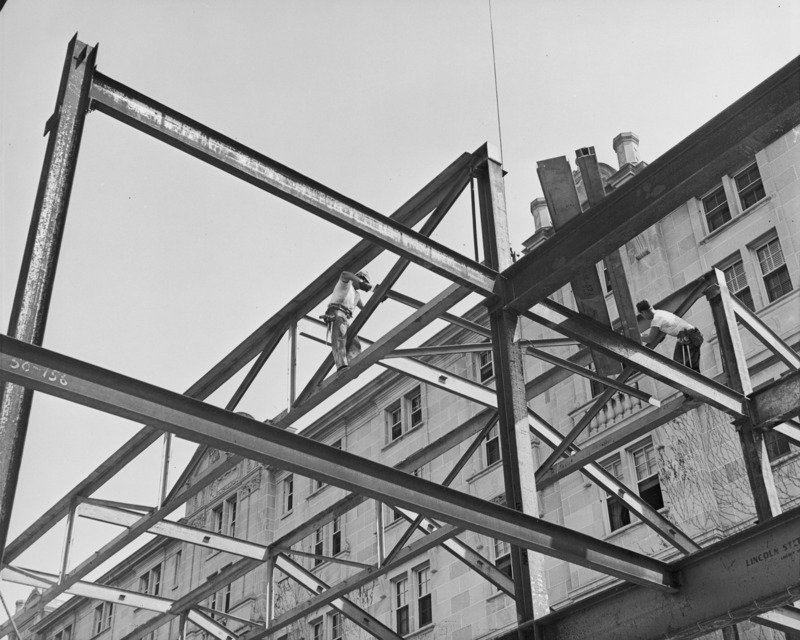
top-left (530, 197), bottom-right (552, 231)
top-left (613, 132), bottom-right (640, 168)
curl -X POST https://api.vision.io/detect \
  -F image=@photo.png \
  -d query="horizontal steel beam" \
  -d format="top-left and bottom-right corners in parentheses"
top-left (1, 567), bottom-right (236, 640)
top-left (753, 604), bottom-right (800, 635)
top-left (0, 335), bottom-right (673, 589)
top-left (89, 74), bottom-right (496, 296)
top-left (752, 370), bottom-right (800, 429)
top-left (78, 502), bottom-right (268, 559)
top-left (526, 300), bottom-right (745, 415)
top-left (534, 508), bottom-right (800, 640)
top-left (503, 55), bottom-right (800, 312)
top-left (774, 421), bottom-right (800, 446)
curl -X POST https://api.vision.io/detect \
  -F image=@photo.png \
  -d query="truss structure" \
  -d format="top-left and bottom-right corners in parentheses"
top-left (1, 36), bottom-right (799, 640)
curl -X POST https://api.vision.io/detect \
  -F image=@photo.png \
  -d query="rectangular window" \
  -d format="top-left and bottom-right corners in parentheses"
top-left (387, 401), bottom-right (403, 441)
top-left (702, 185), bottom-right (731, 232)
top-left (408, 388), bottom-right (423, 428)
top-left (311, 620), bottom-right (323, 640)
top-left (394, 577), bottom-right (410, 635)
top-left (314, 527), bottom-right (324, 567)
top-left (331, 612), bottom-right (343, 640)
top-left (211, 495), bottom-right (239, 537)
top-left (386, 387), bottom-right (424, 442)
top-left (331, 516), bottom-right (342, 556)
top-left (226, 495), bottom-right (238, 537)
top-left (172, 549), bottom-right (182, 589)
top-left (139, 564), bottom-right (162, 596)
top-left (599, 261), bottom-right (613, 293)
top-left (601, 455), bottom-right (631, 532)
top-left (632, 441), bottom-right (664, 510)
top-left (212, 504), bottom-right (224, 534)
top-left (416, 566), bottom-right (432, 627)
top-left (479, 349), bottom-right (494, 383)
top-left (735, 163), bottom-right (766, 210)
top-left (54, 625), bottom-right (73, 640)
top-left (282, 475), bottom-right (294, 514)
top-left (93, 602), bottom-right (113, 635)
top-left (485, 424), bottom-right (501, 467)
top-left (765, 430), bottom-right (792, 461)
top-left (723, 260), bottom-right (755, 311)
top-left (494, 538), bottom-right (512, 578)
top-left (757, 238), bottom-right (793, 303)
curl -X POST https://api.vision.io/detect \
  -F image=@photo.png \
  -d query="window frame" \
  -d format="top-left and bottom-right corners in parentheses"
top-left (92, 601), bottom-right (113, 635)
top-left (415, 564), bottom-right (433, 628)
top-left (54, 624), bottom-right (73, 640)
top-left (385, 386), bottom-right (426, 444)
top-left (599, 438), bottom-right (664, 535)
top-left (210, 493), bottom-right (239, 537)
top-left (697, 159), bottom-right (768, 236)
top-left (477, 348), bottom-right (494, 384)
top-left (755, 236), bottom-right (793, 304)
top-left (484, 424), bottom-right (501, 467)
top-left (733, 161), bottom-right (766, 211)
top-left (721, 256), bottom-right (755, 311)
top-left (138, 563), bottom-right (162, 597)
top-left (392, 574), bottom-right (410, 635)
top-left (281, 474), bottom-right (294, 515)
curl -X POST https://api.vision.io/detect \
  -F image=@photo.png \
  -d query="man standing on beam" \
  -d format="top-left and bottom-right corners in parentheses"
top-left (637, 299), bottom-right (704, 373)
top-left (323, 270), bottom-right (371, 371)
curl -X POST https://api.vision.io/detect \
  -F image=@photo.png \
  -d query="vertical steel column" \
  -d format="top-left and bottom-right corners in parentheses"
top-left (707, 272), bottom-right (781, 521)
top-left (476, 147), bottom-right (549, 632)
top-left (157, 433), bottom-right (173, 509)
top-left (287, 317), bottom-right (298, 408)
top-left (0, 36), bottom-right (96, 561)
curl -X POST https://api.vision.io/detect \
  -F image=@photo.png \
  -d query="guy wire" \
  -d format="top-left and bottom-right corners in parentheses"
top-left (488, 0), bottom-right (504, 166)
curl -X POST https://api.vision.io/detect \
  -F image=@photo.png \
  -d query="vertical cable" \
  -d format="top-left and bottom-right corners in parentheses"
top-left (488, 0), bottom-right (505, 166)
top-left (470, 177), bottom-right (480, 262)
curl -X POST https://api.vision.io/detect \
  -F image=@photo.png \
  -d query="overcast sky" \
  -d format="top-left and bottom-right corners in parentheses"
top-left (1, 0), bottom-right (798, 621)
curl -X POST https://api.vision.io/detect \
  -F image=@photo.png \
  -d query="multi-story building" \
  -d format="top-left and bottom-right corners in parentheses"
top-left (4, 120), bottom-right (799, 640)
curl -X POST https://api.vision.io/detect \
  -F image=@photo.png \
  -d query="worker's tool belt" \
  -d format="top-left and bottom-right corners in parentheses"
top-left (321, 303), bottom-right (353, 323)
top-left (677, 327), bottom-right (703, 347)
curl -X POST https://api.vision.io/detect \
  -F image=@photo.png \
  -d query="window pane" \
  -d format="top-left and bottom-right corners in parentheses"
top-left (765, 266), bottom-right (793, 302)
top-left (758, 239), bottom-right (786, 275)
top-left (765, 430), bottom-right (792, 461)
top-left (332, 517), bottom-right (342, 555)
top-left (702, 186), bottom-right (731, 231)
top-left (479, 350), bottom-right (494, 382)
top-left (607, 496), bottom-right (632, 531)
top-left (408, 389), bottom-right (423, 427)
top-left (735, 164), bottom-right (766, 210)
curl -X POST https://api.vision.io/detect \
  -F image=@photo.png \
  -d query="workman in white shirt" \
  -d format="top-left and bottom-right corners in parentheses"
top-left (324, 270), bottom-right (371, 371)
top-left (636, 299), bottom-right (704, 372)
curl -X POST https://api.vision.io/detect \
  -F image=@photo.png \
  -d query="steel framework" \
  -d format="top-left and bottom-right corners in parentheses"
top-left (1, 35), bottom-right (799, 640)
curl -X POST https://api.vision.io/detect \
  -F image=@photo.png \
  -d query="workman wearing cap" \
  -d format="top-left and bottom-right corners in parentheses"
top-left (636, 299), bottom-right (704, 372)
top-left (324, 270), bottom-right (371, 371)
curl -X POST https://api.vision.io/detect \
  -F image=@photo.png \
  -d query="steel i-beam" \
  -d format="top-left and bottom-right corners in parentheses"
top-left (0, 36), bottom-right (96, 561)
top-left (88, 74), bottom-right (497, 296)
top-left (0, 335), bottom-right (674, 590)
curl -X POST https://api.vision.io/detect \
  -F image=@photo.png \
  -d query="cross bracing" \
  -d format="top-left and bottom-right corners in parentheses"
top-left (1, 35), bottom-right (799, 640)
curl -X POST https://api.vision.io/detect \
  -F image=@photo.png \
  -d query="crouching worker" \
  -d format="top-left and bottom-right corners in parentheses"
top-left (323, 270), bottom-right (371, 371)
top-left (636, 299), bottom-right (704, 372)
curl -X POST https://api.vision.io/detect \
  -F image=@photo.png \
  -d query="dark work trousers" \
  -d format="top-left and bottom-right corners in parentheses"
top-left (331, 310), bottom-right (362, 370)
top-left (673, 328), bottom-right (703, 372)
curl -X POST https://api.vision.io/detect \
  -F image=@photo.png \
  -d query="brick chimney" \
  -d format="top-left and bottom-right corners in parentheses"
top-left (613, 132), bottom-right (640, 168)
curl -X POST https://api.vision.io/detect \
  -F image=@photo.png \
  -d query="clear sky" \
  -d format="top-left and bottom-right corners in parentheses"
top-left (1, 0), bottom-right (798, 622)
